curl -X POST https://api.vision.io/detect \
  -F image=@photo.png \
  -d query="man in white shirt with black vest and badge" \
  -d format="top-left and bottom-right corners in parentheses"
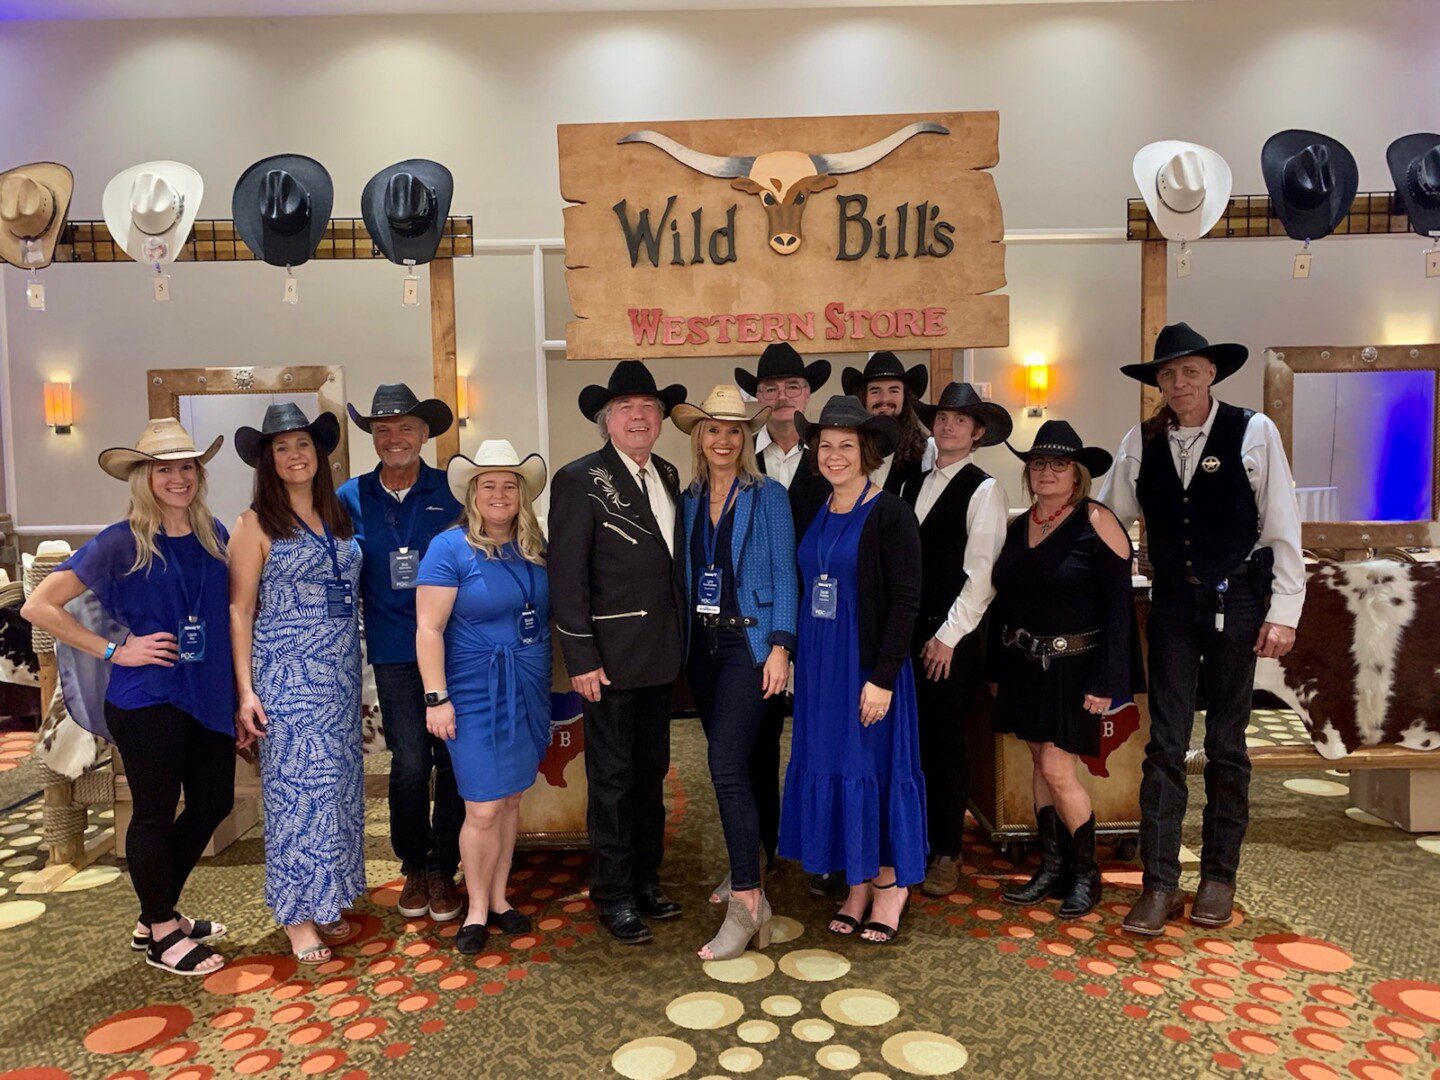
top-left (1099, 322), bottom-right (1304, 936)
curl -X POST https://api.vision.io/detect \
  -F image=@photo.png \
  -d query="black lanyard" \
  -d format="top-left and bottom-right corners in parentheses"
top-left (293, 514), bottom-right (343, 581)
top-left (383, 484), bottom-right (423, 551)
top-left (814, 481), bottom-right (872, 579)
top-left (701, 478), bottom-right (740, 569)
top-left (492, 548), bottom-right (536, 609)
top-left (162, 529), bottom-right (205, 622)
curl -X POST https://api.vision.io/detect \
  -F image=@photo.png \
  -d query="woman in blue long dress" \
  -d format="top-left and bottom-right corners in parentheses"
top-left (230, 404), bottom-right (365, 965)
top-left (416, 440), bottom-right (552, 955)
top-left (781, 395), bottom-right (926, 945)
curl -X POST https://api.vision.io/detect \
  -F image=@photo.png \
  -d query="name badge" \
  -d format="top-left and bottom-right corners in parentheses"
top-left (810, 575), bottom-right (838, 620)
top-left (696, 568), bottom-right (724, 615)
top-left (326, 580), bottom-right (355, 619)
top-left (178, 620), bottom-right (206, 664)
top-left (518, 605), bottom-right (542, 646)
top-left (389, 548), bottom-right (420, 590)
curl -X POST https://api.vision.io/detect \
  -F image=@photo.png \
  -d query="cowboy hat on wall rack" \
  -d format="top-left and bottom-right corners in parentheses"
top-left (232, 153), bottom-right (334, 303)
top-left (1261, 129), bottom-right (1358, 279)
top-left (1132, 141), bottom-right (1232, 276)
top-left (102, 160), bottom-right (204, 301)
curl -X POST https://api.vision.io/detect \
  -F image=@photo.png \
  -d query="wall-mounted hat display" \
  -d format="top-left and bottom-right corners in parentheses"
top-left (0, 162), bottom-right (74, 270)
top-left (1386, 132), bottom-right (1440, 239)
top-left (232, 154), bottom-right (334, 267)
top-left (1261, 129), bottom-right (1359, 242)
top-left (102, 161), bottom-right (203, 265)
top-left (362, 159), bottom-right (454, 266)
top-left (1132, 141), bottom-right (1232, 243)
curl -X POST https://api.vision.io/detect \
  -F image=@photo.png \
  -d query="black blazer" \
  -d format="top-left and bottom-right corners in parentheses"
top-left (791, 483), bottom-right (922, 691)
top-left (548, 441), bottom-right (686, 690)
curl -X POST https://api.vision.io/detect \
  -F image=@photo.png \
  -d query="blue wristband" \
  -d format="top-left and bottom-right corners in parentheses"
top-left (103, 641), bottom-right (118, 662)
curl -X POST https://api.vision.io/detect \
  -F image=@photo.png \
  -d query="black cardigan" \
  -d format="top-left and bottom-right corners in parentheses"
top-left (790, 481), bottom-right (922, 690)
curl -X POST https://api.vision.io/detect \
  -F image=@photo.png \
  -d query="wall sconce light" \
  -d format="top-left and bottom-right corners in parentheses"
top-left (44, 380), bottom-right (73, 434)
top-left (456, 374), bottom-right (472, 427)
top-left (1023, 353), bottom-right (1049, 417)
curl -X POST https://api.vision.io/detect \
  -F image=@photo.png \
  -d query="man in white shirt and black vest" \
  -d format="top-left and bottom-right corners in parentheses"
top-left (898, 383), bottom-right (1011, 897)
top-left (1099, 322), bottom-right (1305, 936)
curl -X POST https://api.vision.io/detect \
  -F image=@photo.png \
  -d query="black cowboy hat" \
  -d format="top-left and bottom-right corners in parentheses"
top-left (578, 360), bottom-right (687, 422)
top-left (914, 382), bottom-right (1013, 447)
top-left (235, 403), bottom-right (342, 468)
top-left (840, 351), bottom-right (929, 399)
top-left (1007, 419), bottom-right (1112, 478)
top-left (1119, 321), bottom-right (1249, 387)
top-left (361, 159), bottom-right (454, 266)
top-left (232, 154), bottom-right (334, 268)
top-left (347, 382), bottom-right (453, 438)
top-left (733, 342), bottom-right (831, 397)
top-left (1261, 130), bottom-right (1359, 243)
top-left (1387, 133), bottom-right (1440, 239)
top-left (794, 395), bottom-right (901, 459)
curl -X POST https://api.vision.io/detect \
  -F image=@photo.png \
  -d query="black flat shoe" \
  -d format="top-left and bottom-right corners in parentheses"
top-left (455, 922), bottom-right (490, 955)
top-left (634, 886), bottom-right (681, 921)
top-left (491, 908), bottom-right (532, 936)
top-left (598, 905), bottom-right (653, 945)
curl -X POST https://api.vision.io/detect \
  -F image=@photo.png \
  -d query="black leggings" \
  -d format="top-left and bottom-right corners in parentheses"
top-left (105, 701), bottom-right (236, 925)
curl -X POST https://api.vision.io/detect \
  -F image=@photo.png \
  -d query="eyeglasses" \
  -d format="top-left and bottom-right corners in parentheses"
top-left (1027, 457), bottom-right (1074, 473)
top-left (755, 380), bottom-right (807, 401)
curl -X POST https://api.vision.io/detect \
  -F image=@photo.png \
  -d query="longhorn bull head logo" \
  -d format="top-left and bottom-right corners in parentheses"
top-left (618, 121), bottom-right (949, 255)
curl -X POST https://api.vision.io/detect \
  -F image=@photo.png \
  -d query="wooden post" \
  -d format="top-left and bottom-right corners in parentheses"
top-left (429, 259), bottom-right (460, 463)
top-left (1139, 240), bottom-right (1168, 420)
top-left (928, 349), bottom-right (954, 402)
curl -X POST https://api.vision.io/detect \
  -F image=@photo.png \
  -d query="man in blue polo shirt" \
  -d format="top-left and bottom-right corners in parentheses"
top-left (339, 383), bottom-right (465, 923)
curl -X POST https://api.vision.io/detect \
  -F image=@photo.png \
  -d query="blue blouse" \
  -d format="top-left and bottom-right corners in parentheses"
top-left (60, 520), bottom-right (236, 736)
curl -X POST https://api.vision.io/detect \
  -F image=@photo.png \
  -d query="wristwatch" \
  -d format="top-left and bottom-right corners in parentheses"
top-left (424, 690), bottom-right (449, 707)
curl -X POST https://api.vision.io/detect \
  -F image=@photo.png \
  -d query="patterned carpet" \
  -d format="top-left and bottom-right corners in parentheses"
top-left (0, 710), bottom-right (1437, 1080)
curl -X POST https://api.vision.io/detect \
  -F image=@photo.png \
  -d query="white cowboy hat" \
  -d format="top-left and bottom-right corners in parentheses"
top-left (102, 161), bottom-right (203, 265)
top-left (447, 439), bottom-right (547, 505)
top-left (98, 417), bottom-right (223, 480)
top-left (1132, 141), bottom-right (1232, 243)
top-left (670, 384), bottom-right (772, 435)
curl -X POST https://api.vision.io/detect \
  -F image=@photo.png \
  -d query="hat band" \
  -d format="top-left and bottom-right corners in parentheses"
top-left (1028, 444), bottom-right (1079, 455)
top-left (1408, 162), bottom-right (1440, 209)
top-left (134, 193), bottom-right (183, 237)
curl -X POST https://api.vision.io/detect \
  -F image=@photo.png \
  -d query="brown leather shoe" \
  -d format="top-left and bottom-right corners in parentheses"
top-left (920, 855), bottom-right (961, 897)
top-left (427, 874), bottom-right (463, 923)
top-left (397, 873), bottom-right (430, 919)
top-left (1189, 879), bottom-right (1236, 927)
top-left (1121, 888), bottom-right (1184, 936)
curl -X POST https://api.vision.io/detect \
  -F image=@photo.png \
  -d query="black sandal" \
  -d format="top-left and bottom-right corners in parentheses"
top-left (860, 880), bottom-right (909, 945)
top-left (132, 916), bottom-right (226, 951)
top-left (491, 908), bottom-right (532, 936)
top-left (455, 922), bottom-right (490, 955)
top-left (827, 912), bottom-right (862, 936)
top-left (146, 928), bottom-right (224, 975)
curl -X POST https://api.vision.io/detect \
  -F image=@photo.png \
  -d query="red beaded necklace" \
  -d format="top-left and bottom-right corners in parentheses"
top-left (1031, 502), bottom-right (1069, 535)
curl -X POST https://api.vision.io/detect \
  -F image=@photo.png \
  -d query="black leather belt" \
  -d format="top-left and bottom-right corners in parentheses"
top-left (698, 614), bottom-right (757, 629)
top-left (1001, 626), bottom-right (1101, 671)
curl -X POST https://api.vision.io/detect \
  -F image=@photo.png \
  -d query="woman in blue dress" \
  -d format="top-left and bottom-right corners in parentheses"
top-left (230, 404), bottom-right (365, 965)
top-left (24, 419), bottom-right (234, 976)
top-left (416, 440), bottom-right (551, 956)
top-left (782, 395), bottom-right (926, 945)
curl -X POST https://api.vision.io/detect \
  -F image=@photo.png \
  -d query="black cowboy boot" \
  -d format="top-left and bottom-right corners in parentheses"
top-left (1003, 806), bottom-right (1071, 905)
top-left (1059, 815), bottom-right (1102, 919)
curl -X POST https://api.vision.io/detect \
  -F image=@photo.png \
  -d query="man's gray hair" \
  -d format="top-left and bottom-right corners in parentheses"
top-left (595, 399), bottom-right (616, 441)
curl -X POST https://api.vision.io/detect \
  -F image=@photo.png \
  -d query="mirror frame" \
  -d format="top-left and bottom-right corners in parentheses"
top-left (146, 364), bottom-right (349, 481)
top-left (1264, 345), bottom-right (1439, 550)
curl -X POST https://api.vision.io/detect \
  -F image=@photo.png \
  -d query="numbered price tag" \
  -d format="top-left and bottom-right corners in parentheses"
top-left (1176, 247), bottom-right (1192, 278)
top-left (402, 272), bottom-right (420, 306)
top-left (1293, 252), bottom-right (1312, 279)
top-left (1426, 249), bottom-right (1440, 279)
top-left (282, 271), bottom-right (299, 305)
top-left (25, 279), bottom-right (45, 311)
top-left (153, 272), bottom-right (172, 302)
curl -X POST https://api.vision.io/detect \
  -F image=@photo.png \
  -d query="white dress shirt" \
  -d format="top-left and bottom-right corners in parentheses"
top-left (1098, 397), bottom-right (1306, 627)
top-left (754, 428), bottom-right (806, 489)
top-left (616, 448), bottom-right (676, 557)
top-left (914, 454), bottom-right (1010, 648)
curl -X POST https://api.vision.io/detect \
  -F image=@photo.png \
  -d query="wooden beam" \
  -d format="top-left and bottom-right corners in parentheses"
top-left (429, 258), bottom-right (460, 464)
top-left (1139, 240), bottom-right (1167, 421)
top-left (1246, 745), bottom-right (1440, 771)
top-left (928, 349), bottom-right (954, 401)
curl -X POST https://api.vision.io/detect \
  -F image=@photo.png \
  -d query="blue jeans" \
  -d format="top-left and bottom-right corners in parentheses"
top-left (375, 662), bottom-right (463, 878)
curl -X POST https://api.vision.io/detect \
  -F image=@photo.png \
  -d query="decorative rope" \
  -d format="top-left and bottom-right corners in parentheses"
top-left (72, 769), bottom-right (113, 807)
top-left (42, 803), bottom-right (86, 847)
top-left (23, 554), bottom-right (68, 655)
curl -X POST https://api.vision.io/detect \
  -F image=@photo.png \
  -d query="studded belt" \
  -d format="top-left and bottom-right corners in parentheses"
top-left (698, 614), bottom-right (758, 629)
top-left (1001, 626), bottom-right (1102, 671)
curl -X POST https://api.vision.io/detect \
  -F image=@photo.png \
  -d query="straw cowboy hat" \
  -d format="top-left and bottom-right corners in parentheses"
top-left (841, 351), bottom-right (929, 399)
top-left (794, 395), bottom-right (901, 459)
top-left (0, 162), bottom-right (74, 270)
top-left (235, 403), bottom-right (341, 468)
top-left (914, 382), bottom-right (1013, 447)
top-left (1387, 133), bottom-right (1440, 239)
top-left (733, 342), bottom-right (831, 397)
top-left (1261, 129), bottom-right (1359, 242)
top-left (347, 382), bottom-right (454, 438)
top-left (1007, 419), bottom-right (1113, 478)
top-left (102, 161), bottom-right (203, 265)
top-left (578, 360), bottom-right (687, 422)
top-left (1119, 321), bottom-right (1248, 387)
top-left (447, 439), bottom-right (547, 504)
top-left (99, 418), bottom-right (223, 480)
top-left (1132, 141), bottom-right (1232, 243)
top-left (232, 154), bottom-right (334, 267)
top-left (670, 384), bottom-right (773, 435)
top-left (362, 159), bottom-right (454, 266)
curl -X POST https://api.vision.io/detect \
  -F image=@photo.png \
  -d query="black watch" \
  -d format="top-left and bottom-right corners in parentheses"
top-left (424, 690), bottom-right (449, 707)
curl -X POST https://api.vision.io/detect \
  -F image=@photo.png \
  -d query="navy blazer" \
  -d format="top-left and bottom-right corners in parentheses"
top-left (681, 475), bottom-right (798, 666)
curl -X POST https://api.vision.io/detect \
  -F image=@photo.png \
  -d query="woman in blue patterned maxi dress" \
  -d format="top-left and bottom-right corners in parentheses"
top-left (230, 404), bottom-right (366, 965)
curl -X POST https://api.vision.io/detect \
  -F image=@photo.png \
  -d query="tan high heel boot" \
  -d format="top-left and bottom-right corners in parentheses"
top-left (700, 893), bottom-right (772, 961)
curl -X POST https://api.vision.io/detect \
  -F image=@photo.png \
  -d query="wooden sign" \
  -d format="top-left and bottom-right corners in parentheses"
top-left (559, 111), bottom-right (1008, 360)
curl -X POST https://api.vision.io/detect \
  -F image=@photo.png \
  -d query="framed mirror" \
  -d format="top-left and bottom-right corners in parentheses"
top-left (1264, 345), bottom-right (1439, 550)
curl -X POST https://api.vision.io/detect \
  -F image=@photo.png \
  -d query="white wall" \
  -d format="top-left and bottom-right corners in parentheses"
top-left (3, 0), bottom-right (1439, 537)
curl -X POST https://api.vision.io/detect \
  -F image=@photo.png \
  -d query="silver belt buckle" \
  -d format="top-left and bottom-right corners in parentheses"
top-left (1052, 636), bottom-right (1069, 653)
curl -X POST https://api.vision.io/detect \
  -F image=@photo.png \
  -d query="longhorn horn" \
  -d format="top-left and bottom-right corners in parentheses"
top-left (810, 121), bottom-right (950, 176)
top-left (618, 130), bottom-right (755, 179)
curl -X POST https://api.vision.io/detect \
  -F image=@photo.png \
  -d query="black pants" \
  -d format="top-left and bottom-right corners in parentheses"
top-left (750, 694), bottom-right (787, 866)
top-left (375, 662), bottom-right (463, 878)
top-left (582, 682), bottom-right (673, 909)
top-left (1140, 577), bottom-right (1264, 891)
top-left (688, 628), bottom-right (767, 891)
top-left (912, 632), bottom-right (986, 859)
top-left (105, 701), bottom-right (236, 925)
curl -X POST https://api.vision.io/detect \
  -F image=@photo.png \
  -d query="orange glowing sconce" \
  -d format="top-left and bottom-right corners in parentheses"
top-left (44, 380), bottom-right (73, 434)
top-left (1023, 353), bottom-right (1049, 417)
top-left (456, 375), bottom-right (472, 427)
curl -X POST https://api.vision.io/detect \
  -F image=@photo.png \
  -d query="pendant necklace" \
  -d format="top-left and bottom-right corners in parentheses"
top-left (1174, 430), bottom-right (1205, 480)
top-left (1032, 503), bottom-right (1068, 535)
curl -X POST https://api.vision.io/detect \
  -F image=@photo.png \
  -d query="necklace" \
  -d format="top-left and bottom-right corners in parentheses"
top-left (1031, 502), bottom-right (1068, 535)
top-left (1172, 430), bottom-right (1206, 477)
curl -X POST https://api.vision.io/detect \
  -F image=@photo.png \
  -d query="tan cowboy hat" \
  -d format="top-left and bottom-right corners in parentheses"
top-left (0, 162), bottom-right (74, 270)
top-left (670, 384), bottom-right (773, 435)
top-left (102, 161), bottom-right (204, 265)
top-left (98, 418), bottom-right (224, 480)
top-left (447, 439), bottom-right (547, 504)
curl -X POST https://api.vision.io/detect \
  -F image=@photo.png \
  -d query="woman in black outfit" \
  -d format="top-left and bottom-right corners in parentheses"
top-left (989, 420), bottom-right (1139, 919)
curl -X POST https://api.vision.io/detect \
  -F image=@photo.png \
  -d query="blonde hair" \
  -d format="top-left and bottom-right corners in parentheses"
top-left (1021, 460), bottom-right (1092, 507)
top-left (461, 472), bottom-right (546, 565)
top-left (126, 460), bottom-right (228, 575)
top-left (688, 420), bottom-right (763, 494)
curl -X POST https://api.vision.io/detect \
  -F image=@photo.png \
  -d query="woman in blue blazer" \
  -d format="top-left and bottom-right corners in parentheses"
top-left (673, 384), bottom-right (798, 962)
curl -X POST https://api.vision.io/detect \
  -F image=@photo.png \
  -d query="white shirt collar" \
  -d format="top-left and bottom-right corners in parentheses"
top-left (1171, 396), bottom-right (1220, 438)
top-left (756, 426), bottom-right (803, 458)
top-left (929, 452), bottom-right (974, 480)
top-left (614, 447), bottom-right (653, 480)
